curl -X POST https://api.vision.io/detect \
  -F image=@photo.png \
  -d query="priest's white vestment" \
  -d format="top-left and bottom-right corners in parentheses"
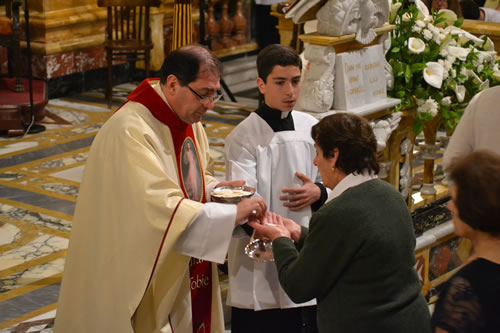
top-left (55, 79), bottom-right (235, 333)
top-left (224, 110), bottom-right (319, 310)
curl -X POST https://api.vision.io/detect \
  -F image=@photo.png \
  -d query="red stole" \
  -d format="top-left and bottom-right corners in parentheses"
top-left (128, 79), bottom-right (212, 333)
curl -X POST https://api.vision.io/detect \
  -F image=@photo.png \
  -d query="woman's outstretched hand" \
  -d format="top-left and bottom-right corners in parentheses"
top-left (249, 212), bottom-right (297, 241)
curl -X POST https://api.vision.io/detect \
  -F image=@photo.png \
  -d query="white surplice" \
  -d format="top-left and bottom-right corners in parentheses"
top-left (225, 111), bottom-right (319, 310)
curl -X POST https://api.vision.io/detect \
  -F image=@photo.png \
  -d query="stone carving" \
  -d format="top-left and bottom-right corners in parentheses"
top-left (363, 44), bottom-right (387, 104)
top-left (379, 31), bottom-right (394, 90)
top-left (295, 44), bottom-right (336, 112)
top-left (334, 49), bottom-right (364, 110)
top-left (356, 0), bottom-right (389, 44)
top-left (420, 143), bottom-right (439, 195)
top-left (369, 111), bottom-right (402, 152)
top-left (315, 0), bottom-right (389, 44)
top-left (316, 0), bottom-right (359, 37)
top-left (378, 161), bottom-right (392, 179)
top-left (399, 138), bottom-right (413, 199)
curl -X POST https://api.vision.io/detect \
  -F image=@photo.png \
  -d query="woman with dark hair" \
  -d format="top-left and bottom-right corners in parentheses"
top-left (250, 113), bottom-right (431, 332)
top-left (424, 0), bottom-right (464, 17)
top-left (432, 151), bottom-right (500, 333)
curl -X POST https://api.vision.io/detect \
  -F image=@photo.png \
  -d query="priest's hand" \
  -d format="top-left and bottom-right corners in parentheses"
top-left (280, 172), bottom-right (321, 211)
top-left (235, 197), bottom-right (266, 225)
top-left (215, 179), bottom-right (245, 188)
top-left (248, 212), bottom-right (291, 241)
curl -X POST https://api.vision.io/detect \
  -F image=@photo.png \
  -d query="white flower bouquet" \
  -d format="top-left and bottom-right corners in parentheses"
top-left (388, 0), bottom-right (500, 134)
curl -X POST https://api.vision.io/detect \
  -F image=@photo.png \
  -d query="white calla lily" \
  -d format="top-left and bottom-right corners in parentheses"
top-left (390, 2), bottom-right (402, 22)
top-left (477, 51), bottom-right (497, 65)
top-left (458, 31), bottom-right (484, 46)
top-left (472, 69), bottom-right (490, 90)
top-left (437, 9), bottom-right (457, 26)
top-left (439, 33), bottom-right (453, 51)
top-left (454, 85), bottom-right (465, 102)
top-left (447, 46), bottom-right (471, 61)
top-left (441, 96), bottom-right (452, 106)
top-left (483, 36), bottom-right (495, 51)
top-left (470, 70), bottom-right (480, 82)
top-left (423, 62), bottom-right (444, 89)
top-left (444, 26), bottom-right (464, 35)
top-left (493, 64), bottom-right (500, 81)
top-left (408, 37), bottom-right (425, 54)
top-left (444, 26), bottom-right (483, 45)
top-left (415, 0), bottom-right (430, 21)
top-left (481, 79), bottom-right (490, 91)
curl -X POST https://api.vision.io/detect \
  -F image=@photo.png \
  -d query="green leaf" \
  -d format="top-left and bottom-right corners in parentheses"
top-left (414, 86), bottom-right (428, 99)
top-left (413, 119), bottom-right (423, 136)
top-left (454, 18), bottom-right (464, 27)
top-left (396, 90), bottom-right (406, 98)
top-left (390, 59), bottom-right (405, 77)
top-left (446, 119), bottom-right (454, 129)
top-left (405, 65), bottom-right (413, 84)
top-left (434, 17), bottom-right (446, 25)
top-left (391, 47), bottom-right (401, 53)
top-left (411, 63), bottom-right (427, 73)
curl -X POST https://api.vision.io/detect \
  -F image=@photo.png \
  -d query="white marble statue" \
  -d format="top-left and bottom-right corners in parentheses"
top-left (357, 0), bottom-right (389, 44)
top-left (379, 33), bottom-right (394, 90)
top-left (369, 111), bottom-right (402, 152)
top-left (399, 138), bottom-right (413, 199)
top-left (315, 0), bottom-right (389, 44)
top-left (295, 44), bottom-right (336, 112)
top-left (316, 0), bottom-right (359, 37)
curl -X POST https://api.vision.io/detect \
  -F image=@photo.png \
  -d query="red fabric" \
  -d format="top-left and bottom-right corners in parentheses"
top-left (0, 78), bottom-right (47, 105)
top-left (127, 78), bottom-right (187, 131)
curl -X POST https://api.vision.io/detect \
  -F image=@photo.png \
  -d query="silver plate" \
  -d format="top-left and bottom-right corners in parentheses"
top-left (210, 186), bottom-right (256, 204)
top-left (244, 238), bottom-right (274, 262)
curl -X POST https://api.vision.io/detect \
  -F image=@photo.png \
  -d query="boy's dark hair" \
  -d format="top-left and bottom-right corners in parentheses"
top-left (461, 0), bottom-right (481, 19)
top-left (474, 0), bottom-right (486, 7)
top-left (160, 44), bottom-right (222, 85)
top-left (256, 44), bottom-right (302, 82)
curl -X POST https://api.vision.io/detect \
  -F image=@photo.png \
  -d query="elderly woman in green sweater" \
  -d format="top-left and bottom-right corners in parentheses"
top-left (250, 113), bottom-right (431, 333)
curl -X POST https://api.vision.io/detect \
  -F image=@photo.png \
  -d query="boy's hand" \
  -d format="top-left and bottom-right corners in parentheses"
top-left (280, 172), bottom-right (321, 211)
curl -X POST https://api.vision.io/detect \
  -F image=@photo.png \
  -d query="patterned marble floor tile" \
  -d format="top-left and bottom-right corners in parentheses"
top-left (18, 151), bottom-right (88, 175)
top-left (0, 143), bottom-right (40, 157)
top-left (0, 258), bottom-right (65, 293)
top-left (0, 204), bottom-right (72, 234)
top-left (0, 83), bottom-right (257, 331)
top-left (0, 223), bottom-right (21, 247)
top-left (48, 165), bottom-right (84, 183)
top-left (0, 233), bottom-right (68, 271)
top-left (0, 309), bottom-right (56, 332)
top-left (47, 98), bottom-right (111, 113)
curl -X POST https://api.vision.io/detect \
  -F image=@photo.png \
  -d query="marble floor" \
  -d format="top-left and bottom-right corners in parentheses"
top-left (0, 84), bottom-right (257, 332)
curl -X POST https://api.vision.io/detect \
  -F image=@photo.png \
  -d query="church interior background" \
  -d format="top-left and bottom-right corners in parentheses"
top-left (1, 0), bottom-right (499, 331)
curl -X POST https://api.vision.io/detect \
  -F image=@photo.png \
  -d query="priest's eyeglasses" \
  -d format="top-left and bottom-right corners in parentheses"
top-left (187, 85), bottom-right (223, 104)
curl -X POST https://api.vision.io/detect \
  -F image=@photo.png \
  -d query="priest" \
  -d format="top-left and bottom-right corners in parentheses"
top-left (54, 45), bottom-right (266, 333)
